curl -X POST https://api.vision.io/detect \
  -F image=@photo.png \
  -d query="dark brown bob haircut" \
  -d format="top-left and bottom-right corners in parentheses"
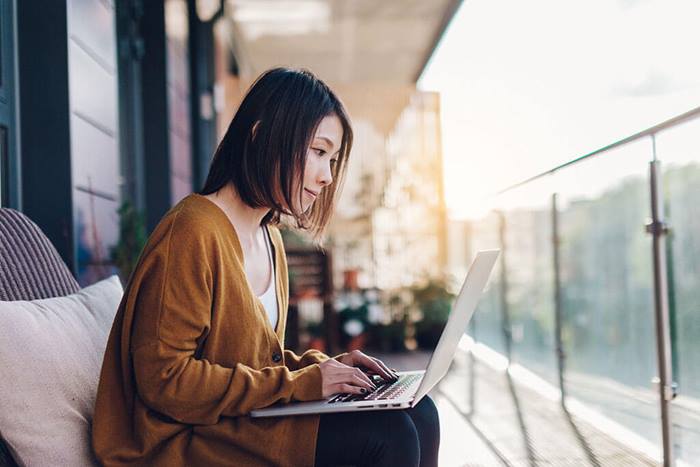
top-left (198, 67), bottom-right (353, 243)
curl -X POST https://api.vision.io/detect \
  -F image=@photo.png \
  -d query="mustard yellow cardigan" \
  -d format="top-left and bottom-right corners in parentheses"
top-left (92, 193), bottom-right (341, 466)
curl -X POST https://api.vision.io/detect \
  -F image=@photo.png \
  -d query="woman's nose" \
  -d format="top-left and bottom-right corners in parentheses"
top-left (318, 162), bottom-right (333, 186)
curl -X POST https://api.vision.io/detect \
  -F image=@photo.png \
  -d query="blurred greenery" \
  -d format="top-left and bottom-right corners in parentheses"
top-left (469, 162), bottom-right (700, 400)
top-left (110, 200), bottom-right (147, 285)
top-left (412, 279), bottom-right (455, 324)
top-left (664, 162), bottom-right (700, 398)
top-left (412, 279), bottom-right (455, 349)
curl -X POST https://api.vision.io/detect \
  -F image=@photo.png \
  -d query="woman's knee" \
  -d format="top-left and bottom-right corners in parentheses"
top-left (408, 396), bottom-right (441, 467)
top-left (374, 411), bottom-right (420, 466)
top-left (411, 395), bottom-right (440, 431)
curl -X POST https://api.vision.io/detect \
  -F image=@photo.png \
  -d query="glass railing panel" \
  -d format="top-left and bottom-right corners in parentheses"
top-left (553, 139), bottom-right (661, 451)
top-left (495, 178), bottom-right (558, 386)
top-left (656, 117), bottom-right (700, 464)
top-left (467, 210), bottom-right (508, 356)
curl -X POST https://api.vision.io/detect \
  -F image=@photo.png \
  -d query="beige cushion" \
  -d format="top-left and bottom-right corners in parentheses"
top-left (0, 275), bottom-right (123, 466)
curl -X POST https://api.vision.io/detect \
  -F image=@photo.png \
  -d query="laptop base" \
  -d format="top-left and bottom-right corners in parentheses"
top-left (249, 370), bottom-right (424, 417)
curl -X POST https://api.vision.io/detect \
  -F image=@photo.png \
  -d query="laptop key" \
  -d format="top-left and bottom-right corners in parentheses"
top-left (327, 374), bottom-right (422, 404)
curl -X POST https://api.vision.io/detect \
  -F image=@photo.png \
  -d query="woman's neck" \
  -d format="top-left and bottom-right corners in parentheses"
top-left (206, 183), bottom-right (271, 247)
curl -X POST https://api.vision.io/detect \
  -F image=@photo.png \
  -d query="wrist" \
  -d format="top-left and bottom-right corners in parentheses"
top-left (333, 352), bottom-right (350, 364)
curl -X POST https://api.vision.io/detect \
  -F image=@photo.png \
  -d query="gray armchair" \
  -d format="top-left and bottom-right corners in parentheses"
top-left (0, 208), bottom-right (80, 466)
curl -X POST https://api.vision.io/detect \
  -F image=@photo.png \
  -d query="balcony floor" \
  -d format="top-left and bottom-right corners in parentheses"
top-left (372, 350), bottom-right (661, 466)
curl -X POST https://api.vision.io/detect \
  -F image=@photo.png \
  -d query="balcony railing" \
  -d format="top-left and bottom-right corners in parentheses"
top-left (466, 105), bottom-right (700, 467)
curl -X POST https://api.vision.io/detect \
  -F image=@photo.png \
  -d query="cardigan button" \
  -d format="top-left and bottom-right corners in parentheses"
top-left (272, 352), bottom-right (282, 363)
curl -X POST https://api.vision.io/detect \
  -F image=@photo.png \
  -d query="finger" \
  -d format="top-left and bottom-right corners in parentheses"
top-left (338, 383), bottom-right (366, 395)
top-left (353, 368), bottom-right (377, 389)
top-left (375, 359), bottom-right (399, 379)
top-left (353, 352), bottom-right (386, 376)
top-left (357, 363), bottom-right (380, 375)
top-left (369, 356), bottom-right (398, 380)
top-left (329, 367), bottom-right (373, 389)
top-left (352, 373), bottom-right (376, 390)
top-left (351, 375), bottom-right (374, 391)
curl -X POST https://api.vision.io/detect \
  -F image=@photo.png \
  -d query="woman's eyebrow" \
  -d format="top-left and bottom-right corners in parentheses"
top-left (315, 136), bottom-right (336, 148)
top-left (314, 136), bottom-right (341, 155)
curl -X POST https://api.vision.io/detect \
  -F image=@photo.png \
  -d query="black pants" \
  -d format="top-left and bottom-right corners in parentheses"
top-left (314, 395), bottom-right (440, 467)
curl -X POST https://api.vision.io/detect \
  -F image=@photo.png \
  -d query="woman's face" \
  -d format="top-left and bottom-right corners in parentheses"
top-left (293, 114), bottom-right (343, 213)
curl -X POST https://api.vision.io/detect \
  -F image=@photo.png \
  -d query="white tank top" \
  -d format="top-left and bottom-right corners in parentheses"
top-left (257, 227), bottom-right (278, 330)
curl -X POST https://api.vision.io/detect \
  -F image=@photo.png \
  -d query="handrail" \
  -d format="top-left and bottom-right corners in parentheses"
top-left (497, 105), bottom-right (700, 195)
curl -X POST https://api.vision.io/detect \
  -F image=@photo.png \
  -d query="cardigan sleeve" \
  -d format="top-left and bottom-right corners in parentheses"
top-left (132, 343), bottom-right (324, 424)
top-left (283, 349), bottom-right (349, 371)
top-left (129, 211), bottom-right (324, 425)
top-left (283, 349), bottom-right (328, 371)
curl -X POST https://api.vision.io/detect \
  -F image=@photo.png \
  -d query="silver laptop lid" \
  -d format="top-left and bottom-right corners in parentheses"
top-left (411, 249), bottom-right (500, 407)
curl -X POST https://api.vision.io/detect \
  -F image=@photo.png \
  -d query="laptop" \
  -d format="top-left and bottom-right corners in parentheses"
top-left (250, 249), bottom-right (500, 418)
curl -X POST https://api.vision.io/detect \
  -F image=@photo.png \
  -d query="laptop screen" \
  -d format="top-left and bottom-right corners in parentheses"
top-left (411, 250), bottom-right (500, 406)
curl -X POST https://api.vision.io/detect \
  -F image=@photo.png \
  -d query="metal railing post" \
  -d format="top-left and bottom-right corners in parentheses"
top-left (647, 135), bottom-right (677, 467)
top-left (551, 193), bottom-right (566, 402)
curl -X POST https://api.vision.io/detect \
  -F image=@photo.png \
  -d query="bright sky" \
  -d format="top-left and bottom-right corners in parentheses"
top-left (418, 0), bottom-right (700, 220)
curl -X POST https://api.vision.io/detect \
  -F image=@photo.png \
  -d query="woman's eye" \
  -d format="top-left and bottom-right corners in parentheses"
top-left (330, 158), bottom-right (338, 165)
top-left (314, 148), bottom-right (326, 156)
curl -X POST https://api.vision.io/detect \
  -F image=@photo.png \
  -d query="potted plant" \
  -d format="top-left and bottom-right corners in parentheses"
top-left (110, 200), bottom-right (147, 285)
top-left (412, 279), bottom-right (455, 350)
top-left (366, 290), bottom-right (409, 353)
top-left (367, 319), bottom-right (407, 352)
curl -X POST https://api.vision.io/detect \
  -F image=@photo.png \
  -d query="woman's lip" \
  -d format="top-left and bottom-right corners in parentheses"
top-left (304, 189), bottom-right (318, 197)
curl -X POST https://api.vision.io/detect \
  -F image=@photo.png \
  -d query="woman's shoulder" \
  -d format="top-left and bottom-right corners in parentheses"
top-left (171, 193), bottom-right (224, 229)
top-left (146, 194), bottom-right (230, 252)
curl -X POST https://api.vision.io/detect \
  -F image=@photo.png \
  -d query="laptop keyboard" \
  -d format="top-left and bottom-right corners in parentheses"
top-left (327, 373), bottom-right (421, 404)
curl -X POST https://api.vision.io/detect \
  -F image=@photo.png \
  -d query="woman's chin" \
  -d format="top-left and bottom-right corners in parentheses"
top-left (289, 204), bottom-right (312, 215)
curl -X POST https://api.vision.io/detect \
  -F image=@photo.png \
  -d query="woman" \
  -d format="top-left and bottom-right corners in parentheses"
top-left (92, 67), bottom-right (440, 466)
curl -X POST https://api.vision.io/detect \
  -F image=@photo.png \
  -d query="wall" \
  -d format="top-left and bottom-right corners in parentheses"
top-left (165, 0), bottom-right (192, 203)
top-left (66, 0), bottom-right (120, 285)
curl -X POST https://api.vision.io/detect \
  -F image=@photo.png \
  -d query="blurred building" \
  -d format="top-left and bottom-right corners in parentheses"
top-left (0, 0), bottom-right (219, 285)
top-left (333, 90), bottom-right (448, 291)
top-left (446, 217), bottom-right (472, 287)
top-left (0, 0), bottom-right (460, 288)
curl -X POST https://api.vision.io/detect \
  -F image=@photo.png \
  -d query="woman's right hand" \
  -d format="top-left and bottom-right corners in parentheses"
top-left (318, 358), bottom-right (377, 398)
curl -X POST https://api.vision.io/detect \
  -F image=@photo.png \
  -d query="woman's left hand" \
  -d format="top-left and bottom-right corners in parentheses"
top-left (335, 350), bottom-right (399, 382)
